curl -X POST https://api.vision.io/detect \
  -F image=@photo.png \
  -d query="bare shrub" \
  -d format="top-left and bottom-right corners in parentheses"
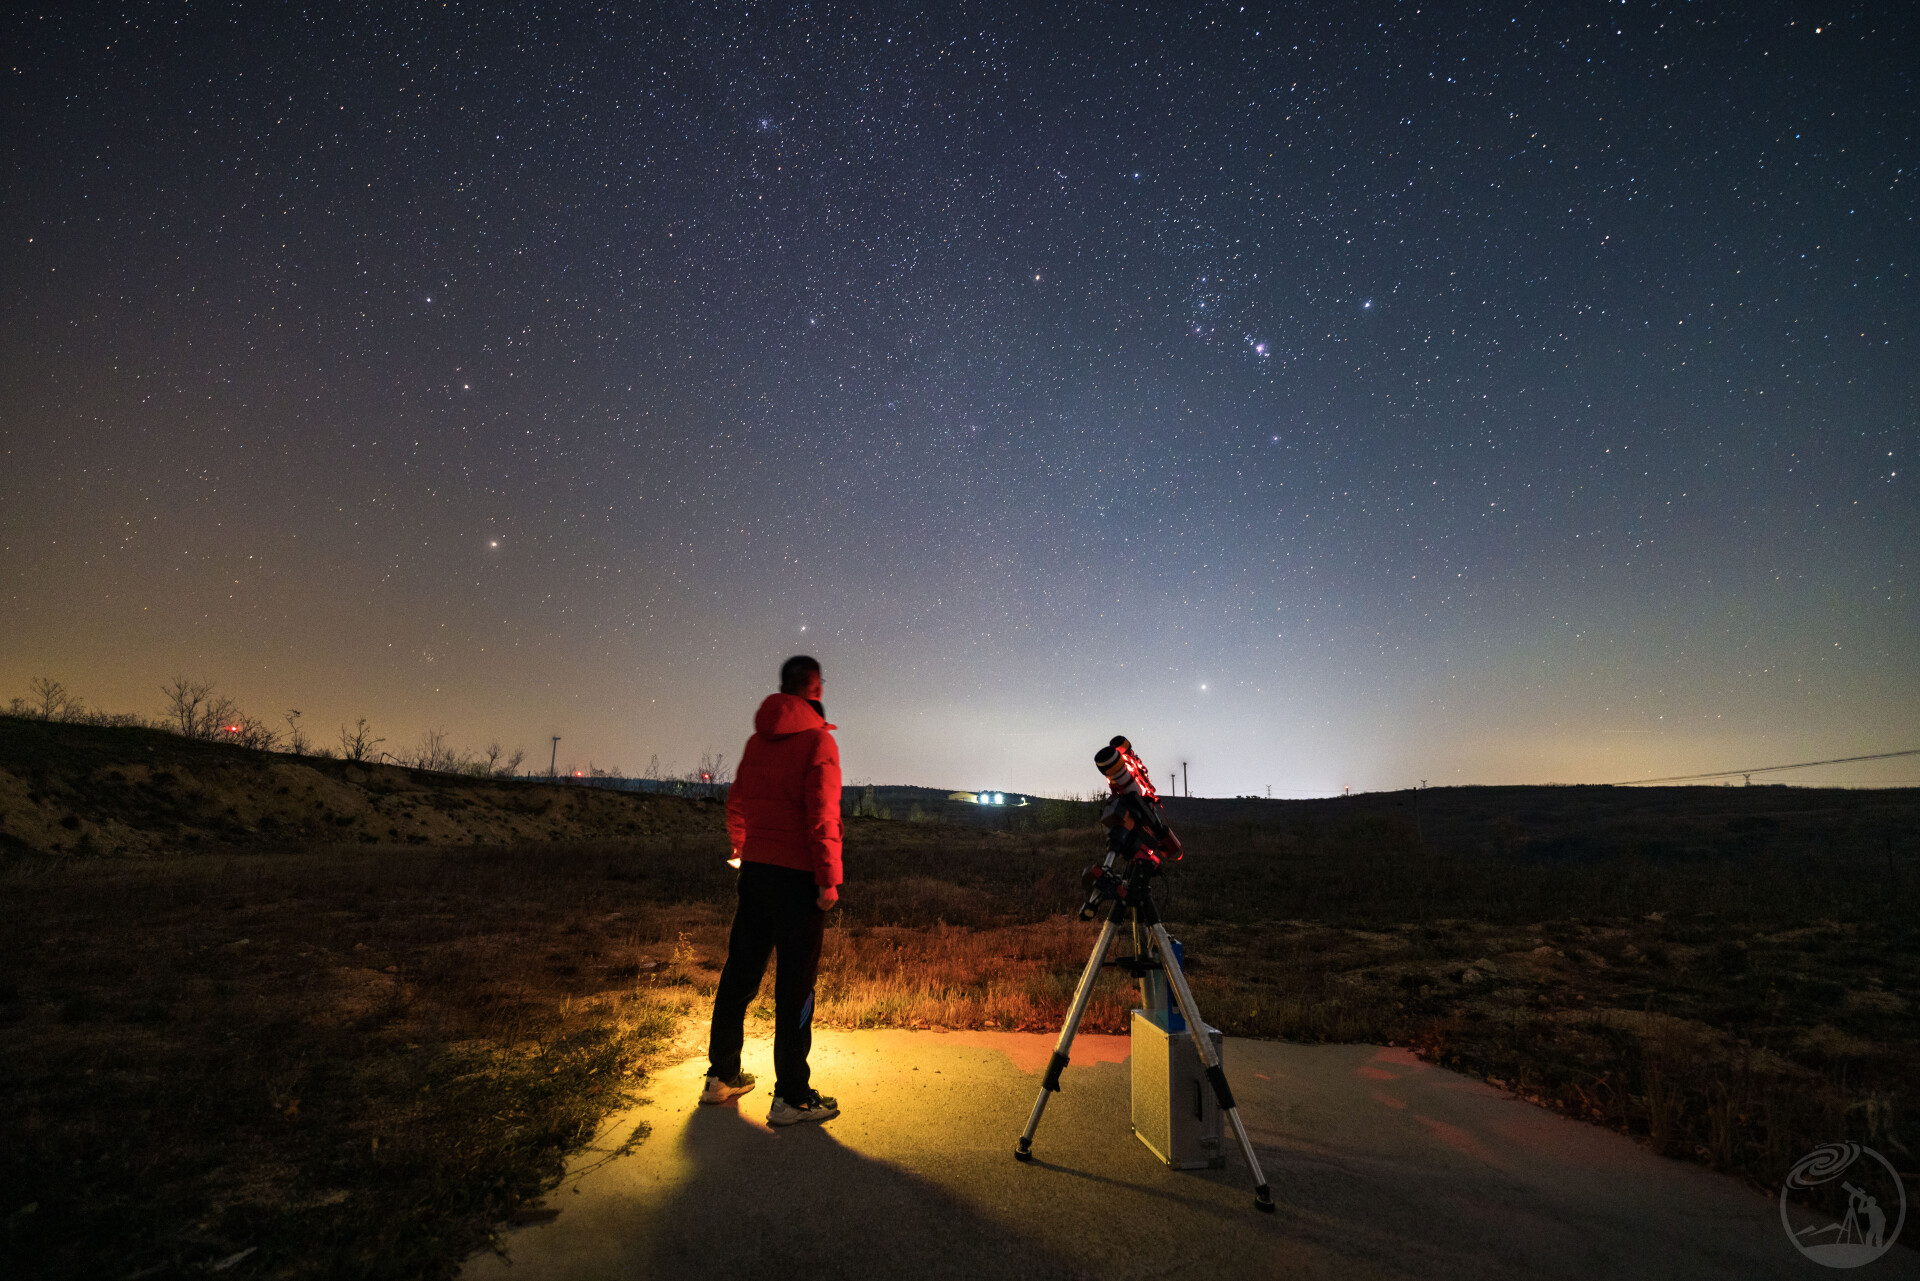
top-left (28, 677), bottom-right (83, 721)
top-left (409, 728), bottom-right (467, 773)
top-left (223, 713), bottom-right (282, 752)
top-left (852, 785), bottom-right (890, 819)
top-left (159, 677), bottom-right (253, 742)
top-left (159, 677), bottom-right (237, 740)
top-left (339, 717), bottom-right (382, 763)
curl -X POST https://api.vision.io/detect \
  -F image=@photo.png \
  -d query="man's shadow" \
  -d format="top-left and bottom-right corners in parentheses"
top-left (640, 1100), bottom-right (1090, 1280)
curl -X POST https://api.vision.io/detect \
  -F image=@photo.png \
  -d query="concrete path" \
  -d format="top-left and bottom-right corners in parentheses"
top-left (463, 1027), bottom-right (1913, 1280)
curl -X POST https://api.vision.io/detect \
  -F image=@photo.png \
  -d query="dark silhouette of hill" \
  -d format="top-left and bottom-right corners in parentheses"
top-left (0, 715), bottom-right (722, 857)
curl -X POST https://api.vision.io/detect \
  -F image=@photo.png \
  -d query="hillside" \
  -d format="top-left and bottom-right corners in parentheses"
top-left (0, 716), bottom-right (724, 857)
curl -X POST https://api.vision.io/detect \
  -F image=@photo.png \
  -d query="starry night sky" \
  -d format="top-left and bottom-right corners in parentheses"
top-left (3, 2), bottom-right (1914, 796)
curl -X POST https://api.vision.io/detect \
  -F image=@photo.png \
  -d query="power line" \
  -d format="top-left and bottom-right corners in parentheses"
top-left (1614, 748), bottom-right (1920, 787)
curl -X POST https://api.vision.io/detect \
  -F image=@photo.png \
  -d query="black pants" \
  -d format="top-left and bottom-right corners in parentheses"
top-left (706, 861), bottom-right (825, 1101)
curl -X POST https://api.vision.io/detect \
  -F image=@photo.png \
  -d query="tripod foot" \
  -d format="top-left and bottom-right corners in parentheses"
top-left (1014, 1137), bottom-right (1033, 1163)
top-left (1254, 1184), bottom-right (1275, 1213)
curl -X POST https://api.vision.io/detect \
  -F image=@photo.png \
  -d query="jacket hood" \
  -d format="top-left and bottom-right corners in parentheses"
top-left (754, 692), bottom-right (833, 738)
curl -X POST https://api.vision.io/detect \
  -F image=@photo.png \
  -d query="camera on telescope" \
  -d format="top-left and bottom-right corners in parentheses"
top-left (1078, 736), bottom-right (1182, 919)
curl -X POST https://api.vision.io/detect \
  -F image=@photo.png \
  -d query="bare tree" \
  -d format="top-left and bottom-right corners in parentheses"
top-left (284, 710), bottom-right (310, 756)
top-left (225, 713), bottom-right (281, 752)
top-left (408, 728), bottom-right (467, 773)
top-left (162, 677), bottom-right (217, 738)
top-left (28, 677), bottom-right (82, 721)
top-left (339, 717), bottom-right (382, 763)
top-left (498, 747), bottom-right (525, 778)
top-left (207, 696), bottom-right (242, 741)
top-left (483, 741), bottom-right (503, 774)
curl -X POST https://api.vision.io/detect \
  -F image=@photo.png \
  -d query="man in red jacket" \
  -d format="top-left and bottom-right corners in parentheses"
top-left (700, 654), bottom-right (844, 1124)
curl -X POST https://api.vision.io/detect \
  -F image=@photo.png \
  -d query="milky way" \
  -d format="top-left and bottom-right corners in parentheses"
top-left (2, 2), bottom-right (1913, 795)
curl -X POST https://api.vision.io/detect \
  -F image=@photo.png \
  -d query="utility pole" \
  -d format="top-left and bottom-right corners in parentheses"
top-left (550, 736), bottom-right (561, 780)
top-left (1182, 761), bottom-right (1189, 798)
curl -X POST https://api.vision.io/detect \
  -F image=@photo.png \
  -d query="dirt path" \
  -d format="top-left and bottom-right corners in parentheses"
top-left (463, 1026), bottom-right (1900, 1280)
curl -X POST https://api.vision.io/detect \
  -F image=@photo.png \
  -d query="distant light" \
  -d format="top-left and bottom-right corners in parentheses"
top-left (223, 725), bottom-right (241, 733)
top-left (489, 540), bottom-right (499, 548)
top-left (1200, 684), bottom-right (1207, 691)
top-left (727, 856), bottom-right (742, 869)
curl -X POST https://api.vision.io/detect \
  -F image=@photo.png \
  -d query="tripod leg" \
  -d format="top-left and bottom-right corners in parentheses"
top-left (1015, 916), bottom-right (1121, 1162)
top-left (1150, 923), bottom-right (1275, 1212)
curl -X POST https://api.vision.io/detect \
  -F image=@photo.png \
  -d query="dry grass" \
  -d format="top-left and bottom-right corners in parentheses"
top-left (4, 730), bottom-right (1917, 1275)
top-left (0, 844), bottom-right (727, 1280)
top-left (817, 919), bottom-right (1139, 1033)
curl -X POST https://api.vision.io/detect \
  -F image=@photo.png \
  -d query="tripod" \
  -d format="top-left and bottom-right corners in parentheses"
top-left (1013, 854), bottom-right (1275, 1213)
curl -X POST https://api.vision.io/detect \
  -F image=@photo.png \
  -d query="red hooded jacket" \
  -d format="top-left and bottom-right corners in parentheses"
top-left (725, 693), bottom-right (843, 888)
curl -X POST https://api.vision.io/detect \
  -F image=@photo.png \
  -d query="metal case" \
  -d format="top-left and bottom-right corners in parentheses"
top-left (1130, 1008), bottom-right (1225, 1168)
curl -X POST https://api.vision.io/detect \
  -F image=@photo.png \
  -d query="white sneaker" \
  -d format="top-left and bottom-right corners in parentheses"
top-left (767, 1090), bottom-right (839, 1125)
top-left (699, 1072), bottom-right (756, 1105)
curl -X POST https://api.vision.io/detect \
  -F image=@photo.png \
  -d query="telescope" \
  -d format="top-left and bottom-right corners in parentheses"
top-left (1015, 736), bottom-right (1274, 1213)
